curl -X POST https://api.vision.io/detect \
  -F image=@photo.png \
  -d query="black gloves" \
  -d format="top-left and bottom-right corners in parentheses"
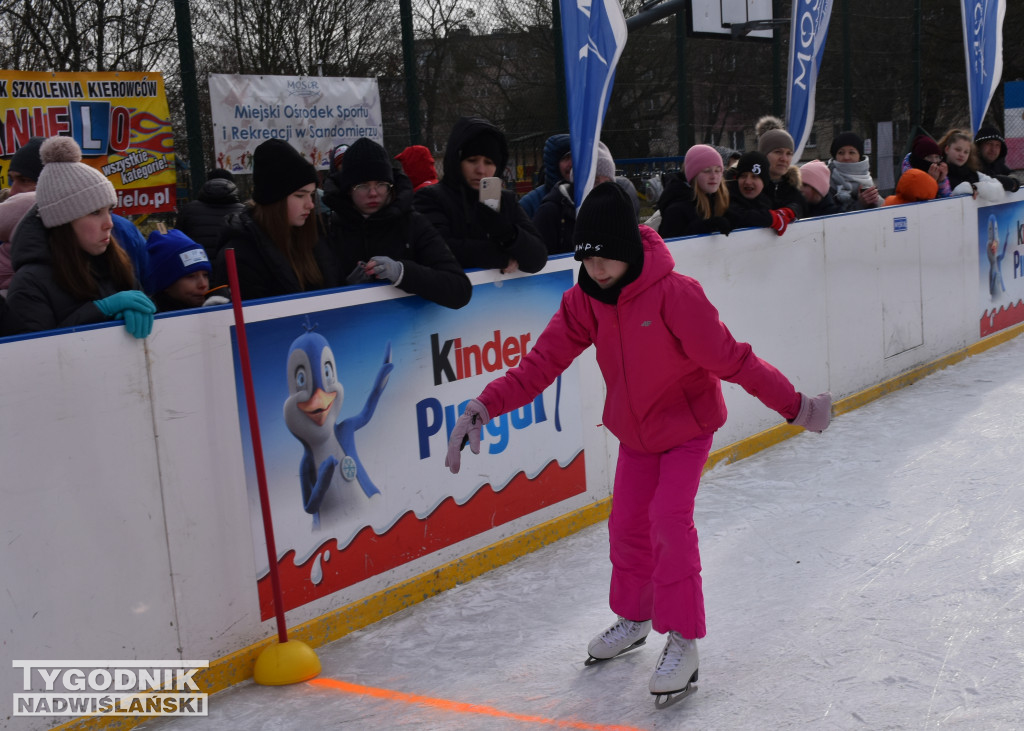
top-left (477, 203), bottom-right (517, 247)
top-left (699, 216), bottom-right (732, 236)
top-left (996, 175), bottom-right (1020, 193)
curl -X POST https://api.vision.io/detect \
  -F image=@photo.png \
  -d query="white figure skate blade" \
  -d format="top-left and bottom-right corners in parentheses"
top-left (583, 637), bottom-right (647, 666)
top-left (653, 681), bottom-right (697, 709)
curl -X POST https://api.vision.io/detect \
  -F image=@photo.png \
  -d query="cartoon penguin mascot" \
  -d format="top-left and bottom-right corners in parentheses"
top-left (987, 214), bottom-right (1009, 300)
top-left (283, 328), bottom-right (394, 528)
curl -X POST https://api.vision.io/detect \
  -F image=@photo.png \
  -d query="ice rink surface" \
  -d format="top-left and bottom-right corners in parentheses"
top-left (143, 336), bottom-right (1024, 730)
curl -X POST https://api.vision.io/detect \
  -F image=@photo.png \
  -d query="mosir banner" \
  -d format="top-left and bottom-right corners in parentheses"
top-left (208, 74), bottom-right (383, 173)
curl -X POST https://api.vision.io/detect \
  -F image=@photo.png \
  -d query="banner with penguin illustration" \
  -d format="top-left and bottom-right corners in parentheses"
top-left (560, 0), bottom-right (627, 209)
top-left (976, 199), bottom-right (1024, 337)
top-left (228, 272), bottom-right (586, 619)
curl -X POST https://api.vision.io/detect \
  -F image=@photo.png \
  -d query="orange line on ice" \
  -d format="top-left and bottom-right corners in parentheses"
top-left (308, 677), bottom-right (649, 730)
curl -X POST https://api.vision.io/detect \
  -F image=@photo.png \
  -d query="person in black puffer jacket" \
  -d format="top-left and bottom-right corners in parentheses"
top-left (322, 137), bottom-right (471, 310)
top-left (177, 169), bottom-right (246, 259)
top-left (213, 140), bottom-right (337, 301)
top-left (414, 116), bottom-right (547, 275)
top-left (656, 145), bottom-right (732, 239)
top-left (725, 151), bottom-right (799, 236)
top-left (6, 137), bottom-right (154, 337)
top-left (973, 126), bottom-right (1020, 193)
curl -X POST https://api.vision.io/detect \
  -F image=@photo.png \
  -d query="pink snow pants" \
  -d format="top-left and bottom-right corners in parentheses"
top-left (607, 435), bottom-right (714, 639)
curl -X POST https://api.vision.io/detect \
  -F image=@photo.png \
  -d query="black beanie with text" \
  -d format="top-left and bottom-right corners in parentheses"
top-left (572, 181), bottom-right (642, 267)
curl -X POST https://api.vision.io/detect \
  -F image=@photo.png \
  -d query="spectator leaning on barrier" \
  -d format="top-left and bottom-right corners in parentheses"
top-left (176, 168), bottom-right (246, 259)
top-left (214, 139), bottom-right (338, 301)
top-left (2, 135), bottom-right (150, 287)
top-left (938, 128), bottom-right (1005, 202)
top-left (5, 136), bottom-right (155, 338)
top-left (755, 115), bottom-right (806, 220)
top-left (656, 144), bottom-right (732, 239)
top-left (414, 116), bottom-right (547, 275)
top-left (901, 135), bottom-right (951, 198)
top-left (799, 160), bottom-right (842, 217)
top-left (827, 132), bottom-right (881, 210)
top-left (724, 151), bottom-right (797, 236)
top-left (323, 137), bottom-right (471, 310)
top-left (145, 228), bottom-right (212, 311)
top-left (973, 126), bottom-right (1019, 192)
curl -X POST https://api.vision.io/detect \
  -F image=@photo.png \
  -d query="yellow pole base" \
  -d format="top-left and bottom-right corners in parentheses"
top-left (253, 639), bottom-right (322, 686)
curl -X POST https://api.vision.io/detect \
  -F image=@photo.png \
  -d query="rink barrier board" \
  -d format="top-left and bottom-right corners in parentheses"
top-left (56, 322), bottom-right (1024, 731)
top-left (14, 192), bottom-right (1022, 731)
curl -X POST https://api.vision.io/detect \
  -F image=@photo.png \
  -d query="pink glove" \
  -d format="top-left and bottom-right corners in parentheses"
top-left (769, 207), bottom-right (796, 236)
top-left (445, 399), bottom-right (490, 474)
top-left (788, 392), bottom-right (832, 433)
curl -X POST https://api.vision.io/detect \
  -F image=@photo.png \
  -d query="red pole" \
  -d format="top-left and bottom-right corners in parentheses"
top-left (225, 249), bottom-right (289, 644)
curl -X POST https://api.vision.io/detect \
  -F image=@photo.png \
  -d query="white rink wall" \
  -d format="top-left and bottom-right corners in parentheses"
top-left (0, 192), bottom-right (1013, 730)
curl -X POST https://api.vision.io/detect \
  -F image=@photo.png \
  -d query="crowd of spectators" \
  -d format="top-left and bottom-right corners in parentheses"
top-left (0, 116), bottom-right (1019, 339)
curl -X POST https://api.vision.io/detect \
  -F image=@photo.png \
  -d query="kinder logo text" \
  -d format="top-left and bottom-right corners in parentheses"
top-left (416, 393), bottom-right (553, 460)
top-left (12, 660), bottom-right (208, 717)
top-left (430, 329), bottom-right (531, 386)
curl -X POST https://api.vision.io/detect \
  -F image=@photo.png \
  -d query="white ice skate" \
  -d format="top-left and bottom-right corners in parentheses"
top-left (584, 617), bottom-right (652, 666)
top-left (649, 631), bottom-right (699, 708)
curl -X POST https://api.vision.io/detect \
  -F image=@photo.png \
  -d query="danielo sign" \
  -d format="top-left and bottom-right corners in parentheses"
top-left (12, 660), bottom-right (209, 717)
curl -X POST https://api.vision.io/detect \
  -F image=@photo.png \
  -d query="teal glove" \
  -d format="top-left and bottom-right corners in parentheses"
top-left (94, 290), bottom-right (156, 339)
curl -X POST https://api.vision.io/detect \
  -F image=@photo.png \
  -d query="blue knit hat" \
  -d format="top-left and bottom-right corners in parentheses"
top-left (145, 229), bottom-right (211, 294)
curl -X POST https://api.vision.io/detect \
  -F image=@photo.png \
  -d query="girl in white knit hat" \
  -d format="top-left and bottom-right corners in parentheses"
top-left (6, 136), bottom-right (155, 338)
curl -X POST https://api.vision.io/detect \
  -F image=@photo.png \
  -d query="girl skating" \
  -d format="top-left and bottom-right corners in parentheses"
top-left (445, 181), bottom-right (831, 707)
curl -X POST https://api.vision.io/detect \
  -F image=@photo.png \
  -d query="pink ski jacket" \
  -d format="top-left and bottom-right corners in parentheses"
top-left (477, 226), bottom-right (802, 454)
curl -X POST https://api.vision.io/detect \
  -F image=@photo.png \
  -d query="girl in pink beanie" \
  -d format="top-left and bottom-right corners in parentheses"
top-left (656, 145), bottom-right (732, 239)
top-left (798, 160), bottom-right (841, 217)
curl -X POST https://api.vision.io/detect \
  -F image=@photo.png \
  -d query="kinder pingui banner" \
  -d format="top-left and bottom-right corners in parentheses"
top-left (229, 272), bottom-right (585, 619)
top-left (208, 74), bottom-right (382, 173)
top-left (977, 199), bottom-right (1024, 336)
top-left (0, 71), bottom-right (176, 216)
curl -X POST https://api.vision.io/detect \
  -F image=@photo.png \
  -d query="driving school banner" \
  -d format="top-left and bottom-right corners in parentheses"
top-left (230, 272), bottom-right (586, 619)
top-left (0, 71), bottom-right (176, 216)
top-left (209, 74), bottom-right (382, 174)
top-left (977, 199), bottom-right (1024, 336)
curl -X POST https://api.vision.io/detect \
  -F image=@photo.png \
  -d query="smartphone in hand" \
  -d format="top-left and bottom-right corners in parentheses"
top-left (479, 177), bottom-right (502, 211)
